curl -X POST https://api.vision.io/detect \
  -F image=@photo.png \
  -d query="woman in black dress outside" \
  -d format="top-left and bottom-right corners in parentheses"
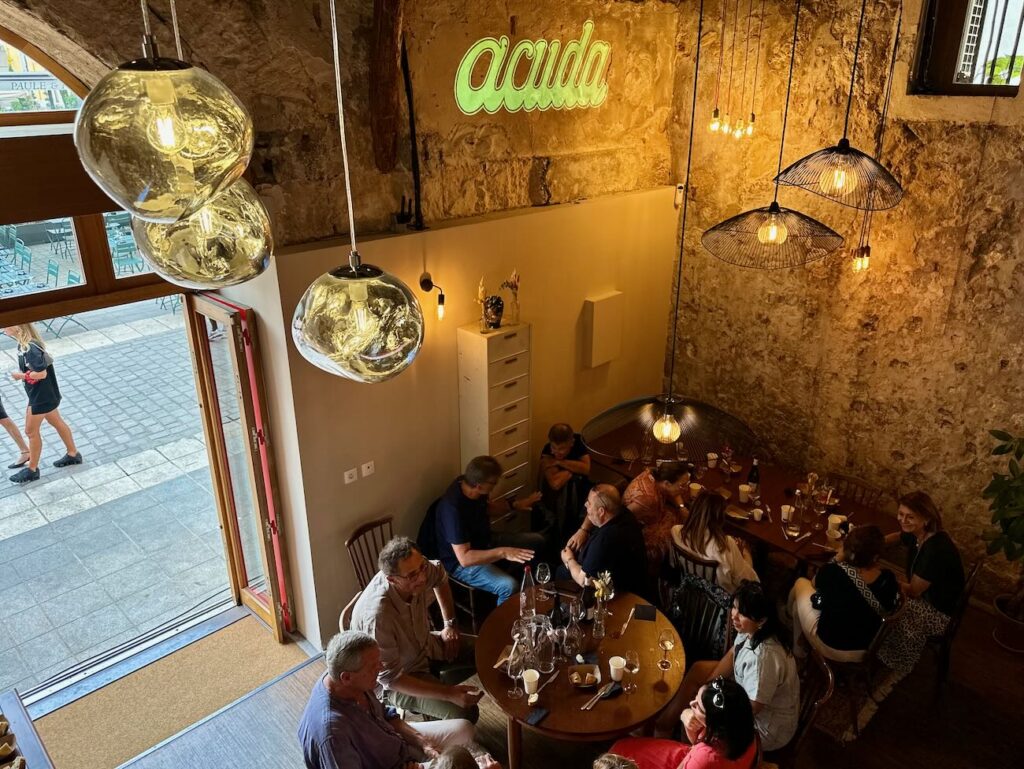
top-left (3, 324), bottom-right (82, 483)
top-left (879, 491), bottom-right (965, 673)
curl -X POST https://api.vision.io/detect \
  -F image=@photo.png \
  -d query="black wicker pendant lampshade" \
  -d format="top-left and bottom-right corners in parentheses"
top-left (774, 0), bottom-right (903, 210)
top-left (702, 0), bottom-right (842, 269)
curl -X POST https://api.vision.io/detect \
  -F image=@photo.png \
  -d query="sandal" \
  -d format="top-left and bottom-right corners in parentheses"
top-left (53, 452), bottom-right (83, 468)
top-left (9, 467), bottom-right (39, 484)
top-left (6, 452), bottom-right (29, 469)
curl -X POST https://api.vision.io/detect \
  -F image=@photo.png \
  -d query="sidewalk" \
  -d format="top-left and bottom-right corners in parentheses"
top-left (0, 300), bottom-right (235, 694)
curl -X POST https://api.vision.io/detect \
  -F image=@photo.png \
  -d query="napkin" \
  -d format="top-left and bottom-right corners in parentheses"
top-left (493, 644), bottom-right (513, 669)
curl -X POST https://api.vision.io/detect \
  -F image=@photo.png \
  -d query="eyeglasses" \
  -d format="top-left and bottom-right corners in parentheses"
top-left (708, 676), bottom-right (727, 709)
top-left (397, 561), bottom-right (429, 581)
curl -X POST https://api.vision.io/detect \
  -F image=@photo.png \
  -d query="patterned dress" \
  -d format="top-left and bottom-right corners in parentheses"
top-left (623, 469), bottom-right (684, 572)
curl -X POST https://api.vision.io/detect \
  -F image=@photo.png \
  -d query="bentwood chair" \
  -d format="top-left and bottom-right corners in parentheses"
top-left (345, 516), bottom-right (394, 590)
top-left (670, 529), bottom-right (720, 584)
top-left (824, 472), bottom-right (884, 509)
top-left (668, 571), bottom-right (734, 664)
top-left (926, 559), bottom-right (981, 696)
top-left (763, 650), bottom-right (834, 769)
top-left (339, 590), bottom-right (362, 632)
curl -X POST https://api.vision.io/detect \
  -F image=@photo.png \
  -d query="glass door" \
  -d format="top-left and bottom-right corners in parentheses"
top-left (184, 293), bottom-right (292, 641)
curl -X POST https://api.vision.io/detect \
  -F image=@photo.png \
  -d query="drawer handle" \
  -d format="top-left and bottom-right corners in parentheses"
top-left (504, 428), bottom-right (517, 435)
top-left (504, 450), bottom-right (516, 458)
top-left (504, 357), bottom-right (518, 365)
top-left (503, 332), bottom-right (518, 340)
top-left (504, 381), bottom-right (517, 389)
top-left (504, 405), bottom-right (518, 412)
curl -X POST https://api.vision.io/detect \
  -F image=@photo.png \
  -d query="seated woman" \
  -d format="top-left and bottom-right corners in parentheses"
top-left (672, 493), bottom-right (758, 593)
top-left (878, 491), bottom-right (965, 674)
top-left (609, 678), bottom-right (757, 769)
top-left (789, 525), bottom-right (899, 662)
top-left (656, 582), bottom-right (798, 753)
top-left (539, 423), bottom-right (592, 545)
top-left (623, 462), bottom-right (689, 573)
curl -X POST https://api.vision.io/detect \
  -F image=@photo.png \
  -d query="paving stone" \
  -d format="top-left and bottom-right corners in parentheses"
top-left (156, 437), bottom-right (206, 460)
top-left (78, 539), bottom-right (146, 579)
top-left (6, 605), bottom-right (54, 643)
top-left (147, 475), bottom-right (206, 505)
top-left (25, 559), bottom-right (93, 602)
top-left (133, 462), bottom-right (185, 489)
top-left (69, 330), bottom-right (114, 350)
top-left (152, 536), bottom-right (220, 577)
top-left (95, 558), bottom-right (167, 601)
top-left (174, 557), bottom-right (231, 600)
top-left (24, 477), bottom-right (82, 507)
top-left (0, 493), bottom-right (33, 521)
top-left (40, 581), bottom-right (113, 626)
top-left (123, 519), bottom-right (194, 555)
top-left (57, 603), bottom-right (135, 655)
top-left (95, 490), bottom-right (161, 523)
top-left (15, 629), bottom-right (74, 674)
top-left (118, 579), bottom-right (191, 626)
top-left (0, 524), bottom-right (57, 561)
top-left (172, 450), bottom-right (210, 473)
top-left (115, 449), bottom-right (167, 476)
top-left (0, 559), bottom-right (22, 589)
top-left (49, 506), bottom-right (112, 539)
top-left (0, 510), bottom-right (47, 542)
top-left (0, 582), bottom-right (37, 619)
top-left (76, 628), bottom-right (139, 663)
top-left (64, 522), bottom-right (130, 559)
top-left (0, 624), bottom-right (13, 653)
top-left (85, 476), bottom-right (142, 506)
top-left (113, 503), bottom-right (177, 538)
top-left (0, 648), bottom-right (29, 690)
top-left (11, 541), bottom-right (76, 581)
top-left (39, 491), bottom-right (95, 523)
top-left (72, 462), bottom-right (127, 490)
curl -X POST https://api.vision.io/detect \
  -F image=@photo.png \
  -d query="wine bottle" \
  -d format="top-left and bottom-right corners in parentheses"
top-left (747, 458), bottom-right (760, 492)
top-left (520, 565), bottom-right (536, 618)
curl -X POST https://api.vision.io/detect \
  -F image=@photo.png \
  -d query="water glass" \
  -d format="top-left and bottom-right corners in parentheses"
top-left (507, 652), bottom-right (525, 699)
top-left (624, 650), bottom-right (640, 693)
top-left (657, 629), bottom-right (675, 671)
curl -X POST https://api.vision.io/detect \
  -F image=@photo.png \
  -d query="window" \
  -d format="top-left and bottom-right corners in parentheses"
top-left (914, 0), bottom-right (1024, 96)
top-left (0, 38), bottom-right (81, 113)
top-left (0, 217), bottom-right (86, 300)
top-left (103, 211), bottom-right (154, 279)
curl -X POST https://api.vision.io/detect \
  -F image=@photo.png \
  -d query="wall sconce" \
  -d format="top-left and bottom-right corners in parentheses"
top-left (419, 272), bottom-right (446, 320)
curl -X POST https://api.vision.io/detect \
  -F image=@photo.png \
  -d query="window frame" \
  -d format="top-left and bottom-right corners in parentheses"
top-left (0, 26), bottom-right (86, 125)
top-left (913, 0), bottom-right (1022, 96)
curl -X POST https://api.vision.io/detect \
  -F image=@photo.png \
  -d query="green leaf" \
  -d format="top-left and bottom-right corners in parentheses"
top-left (994, 444), bottom-right (1014, 455)
top-left (991, 429), bottom-right (1014, 442)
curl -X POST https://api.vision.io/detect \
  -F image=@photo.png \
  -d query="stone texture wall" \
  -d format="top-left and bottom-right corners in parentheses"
top-left (668, 0), bottom-right (1023, 595)
top-left (1, 0), bottom-right (679, 244)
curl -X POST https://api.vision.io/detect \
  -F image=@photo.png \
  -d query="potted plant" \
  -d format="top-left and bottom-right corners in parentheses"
top-left (982, 429), bottom-right (1024, 652)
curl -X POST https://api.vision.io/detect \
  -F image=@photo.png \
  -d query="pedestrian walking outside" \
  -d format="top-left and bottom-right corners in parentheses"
top-left (3, 324), bottom-right (82, 483)
top-left (0, 394), bottom-right (30, 469)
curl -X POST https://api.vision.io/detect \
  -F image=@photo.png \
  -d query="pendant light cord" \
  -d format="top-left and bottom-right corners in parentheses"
top-left (328, 0), bottom-right (360, 264)
top-left (714, 0), bottom-right (727, 107)
top-left (169, 0), bottom-right (183, 59)
top-left (738, 0), bottom-right (754, 123)
top-left (750, 0), bottom-right (766, 116)
top-left (667, 0), bottom-right (705, 398)
top-left (842, 0), bottom-right (871, 138)
top-left (725, 0), bottom-right (741, 116)
top-left (138, 0), bottom-right (152, 36)
top-left (774, 0), bottom-right (803, 203)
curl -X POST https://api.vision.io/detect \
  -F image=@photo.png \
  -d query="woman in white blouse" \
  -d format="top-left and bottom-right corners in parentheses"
top-left (672, 492), bottom-right (759, 592)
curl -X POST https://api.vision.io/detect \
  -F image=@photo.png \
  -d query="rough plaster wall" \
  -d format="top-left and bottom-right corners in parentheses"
top-left (1, 0), bottom-right (679, 244)
top-left (668, 0), bottom-right (1023, 596)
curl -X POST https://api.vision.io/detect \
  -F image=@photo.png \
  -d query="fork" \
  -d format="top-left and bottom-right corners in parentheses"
top-left (581, 683), bottom-right (615, 711)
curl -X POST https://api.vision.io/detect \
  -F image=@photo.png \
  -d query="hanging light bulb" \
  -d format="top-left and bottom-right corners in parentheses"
top-left (852, 244), bottom-right (871, 272)
top-left (437, 292), bottom-right (446, 320)
top-left (131, 178), bottom-right (272, 289)
top-left (653, 413), bottom-right (682, 444)
top-left (732, 118), bottom-right (745, 139)
top-left (74, 11), bottom-right (253, 223)
top-left (292, 0), bottom-right (423, 382)
top-left (709, 107), bottom-right (721, 132)
top-left (419, 272), bottom-right (446, 322)
top-left (756, 203), bottom-right (789, 245)
top-left (746, 113), bottom-right (755, 135)
top-left (818, 157), bottom-right (860, 197)
top-left (722, 113), bottom-right (732, 135)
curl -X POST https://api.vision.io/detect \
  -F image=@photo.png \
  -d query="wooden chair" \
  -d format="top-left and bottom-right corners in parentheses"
top-left (824, 472), bottom-right (884, 509)
top-left (763, 650), bottom-right (834, 769)
top-left (345, 516), bottom-right (394, 590)
top-left (668, 572), bottom-right (734, 663)
top-left (926, 559), bottom-right (981, 696)
top-left (670, 533), bottom-right (720, 584)
top-left (339, 590), bottom-right (362, 632)
top-left (828, 595), bottom-right (907, 737)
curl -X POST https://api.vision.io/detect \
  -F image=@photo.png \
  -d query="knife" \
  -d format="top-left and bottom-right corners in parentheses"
top-left (581, 682), bottom-right (615, 711)
top-left (536, 670), bottom-right (559, 694)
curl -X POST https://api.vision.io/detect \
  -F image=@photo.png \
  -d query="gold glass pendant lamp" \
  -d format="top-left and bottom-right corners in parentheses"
top-left (701, 0), bottom-right (843, 269)
top-left (291, 0), bottom-right (423, 383)
top-left (774, 0), bottom-right (903, 210)
top-left (74, 0), bottom-right (253, 223)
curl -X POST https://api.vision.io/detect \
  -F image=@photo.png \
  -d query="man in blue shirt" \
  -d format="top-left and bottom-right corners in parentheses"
top-left (434, 456), bottom-right (544, 603)
top-left (297, 631), bottom-right (476, 769)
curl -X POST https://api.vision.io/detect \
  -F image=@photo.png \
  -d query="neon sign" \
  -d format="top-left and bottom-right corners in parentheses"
top-left (454, 20), bottom-right (611, 115)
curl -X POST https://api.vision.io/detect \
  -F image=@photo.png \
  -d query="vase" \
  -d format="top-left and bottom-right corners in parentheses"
top-left (484, 295), bottom-right (504, 329)
top-left (507, 296), bottom-right (520, 325)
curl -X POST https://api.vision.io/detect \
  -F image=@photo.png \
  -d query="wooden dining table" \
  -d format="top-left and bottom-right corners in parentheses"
top-left (474, 591), bottom-right (685, 769)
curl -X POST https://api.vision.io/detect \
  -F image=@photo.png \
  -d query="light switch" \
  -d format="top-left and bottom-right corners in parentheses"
top-left (344, 468), bottom-right (358, 484)
top-left (361, 461), bottom-right (375, 477)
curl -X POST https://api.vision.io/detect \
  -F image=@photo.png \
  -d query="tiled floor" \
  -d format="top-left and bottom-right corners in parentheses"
top-left (0, 300), bottom-right (237, 694)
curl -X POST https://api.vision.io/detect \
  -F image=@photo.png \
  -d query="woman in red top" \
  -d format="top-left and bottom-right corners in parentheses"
top-left (622, 463), bottom-right (689, 572)
top-left (607, 678), bottom-right (758, 769)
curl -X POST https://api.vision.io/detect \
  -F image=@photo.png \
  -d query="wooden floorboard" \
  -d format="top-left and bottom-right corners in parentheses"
top-left (115, 605), bottom-right (1023, 769)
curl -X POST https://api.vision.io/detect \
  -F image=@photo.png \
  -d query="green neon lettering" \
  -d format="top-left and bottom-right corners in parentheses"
top-left (454, 20), bottom-right (610, 115)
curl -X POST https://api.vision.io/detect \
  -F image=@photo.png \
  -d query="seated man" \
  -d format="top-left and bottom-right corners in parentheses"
top-left (559, 484), bottom-right (648, 598)
top-left (351, 537), bottom-right (482, 721)
top-left (298, 631), bottom-right (475, 769)
top-left (436, 455), bottom-right (544, 604)
top-left (538, 422), bottom-right (592, 548)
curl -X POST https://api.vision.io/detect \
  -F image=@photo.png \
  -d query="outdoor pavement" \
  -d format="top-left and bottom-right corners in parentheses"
top-left (0, 298), bottom-right (239, 695)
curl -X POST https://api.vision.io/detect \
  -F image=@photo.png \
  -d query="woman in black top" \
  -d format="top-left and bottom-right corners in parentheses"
top-left (790, 526), bottom-right (899, 658)
top-left (879, 491), bottom-right (965, 674)
top-left (4, 324), bottom-right (82, 484)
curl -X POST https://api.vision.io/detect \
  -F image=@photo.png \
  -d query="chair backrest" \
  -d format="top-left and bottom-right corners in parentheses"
top-left (339, 590), bottom-right (363, 632)
top-left (46, 259), bottom-right (60, 286)
top-left (793, 650), bottom-right (834, 752)
top-left (824, 472), bottom-right (883, 509)
top-left (345, 516), bottom-right (394, 590)
top-left (671, 536), bottom-right (720, 584)
top-left (943, 559), bottom-right (981, 646)
top-left (865, 592), bottom-right (908, 659)
top-left (67, 271), bottom-right (81, 286)
top-left (671, 575), bottom-right (734, 662)
top-left (16, 239), bottom-right (31, 270)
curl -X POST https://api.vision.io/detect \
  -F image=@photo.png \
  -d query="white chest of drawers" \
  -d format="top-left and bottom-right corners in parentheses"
top-left (457, 322), bottom-right (532, 505)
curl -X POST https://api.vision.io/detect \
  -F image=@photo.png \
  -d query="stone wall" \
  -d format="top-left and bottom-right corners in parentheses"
top-left (668, 0), bottom-right (1024, 595)
top-left (0, 0), bottom-right (679, 244)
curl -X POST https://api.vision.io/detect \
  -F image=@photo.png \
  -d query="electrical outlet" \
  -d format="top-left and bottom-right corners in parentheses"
top-left (344, 468), bottom-right (358, 484)
top-left (361, 460), bottom-right (375, 477)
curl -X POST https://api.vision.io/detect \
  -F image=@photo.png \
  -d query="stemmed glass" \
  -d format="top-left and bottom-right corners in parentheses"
top-left (507, 645), bottom-right (525, 699)
top-left (536, 563), bottom-right (552, 600)
top-left (623, 650), bottom-right (640, 693)
top-left (657, 629), bottom-right (675, 671)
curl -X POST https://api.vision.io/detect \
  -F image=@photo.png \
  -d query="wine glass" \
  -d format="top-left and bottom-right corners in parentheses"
top-left (552, 626), bottom-right (568, 660)
top-left (657, 629), bottom-right (675, 671)
top-left (507, 647), bottom-right (525, 699)
top-left (536, 563), bottom-right (552, 594)
top-left (623, 650), bottom-right (640, 693)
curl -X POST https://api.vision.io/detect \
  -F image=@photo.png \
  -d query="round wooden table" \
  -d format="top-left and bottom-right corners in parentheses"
top-left (474, 591), bottom-right (685, 769)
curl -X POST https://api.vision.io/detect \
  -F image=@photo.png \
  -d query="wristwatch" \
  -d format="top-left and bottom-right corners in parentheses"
top-left (444, 618), bottom-right (456, 629)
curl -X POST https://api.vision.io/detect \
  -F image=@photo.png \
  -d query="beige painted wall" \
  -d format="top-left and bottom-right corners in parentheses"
top-left (224, 187), bottom-right (678, 646)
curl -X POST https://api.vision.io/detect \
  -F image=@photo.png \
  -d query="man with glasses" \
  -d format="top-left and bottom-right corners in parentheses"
top-left (351, 537), bottom-right (482, 721)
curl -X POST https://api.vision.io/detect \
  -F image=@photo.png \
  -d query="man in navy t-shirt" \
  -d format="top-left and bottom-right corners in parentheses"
top-left (434, 456), bottom-right (544, 604)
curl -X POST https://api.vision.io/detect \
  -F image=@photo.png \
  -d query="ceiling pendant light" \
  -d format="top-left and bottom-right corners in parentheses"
top-left (731, 0), bottom-right (755, 141)
top-left (721, 0), bottom-right (742, 136)
top-left (702, 0), bottom-right (843, 269)
top-left (131, 179), bottom-right (272, 289)
top-left (774, 0), bottom-right (903, 210)
top-left (291, 0), bottom-right (423, 383)
top-left (708, 0), bottom-right (728, 133)
top-left (74, 0), bottom-right (253, 223)
top-left (745, 0), bottom-right (766, 137)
